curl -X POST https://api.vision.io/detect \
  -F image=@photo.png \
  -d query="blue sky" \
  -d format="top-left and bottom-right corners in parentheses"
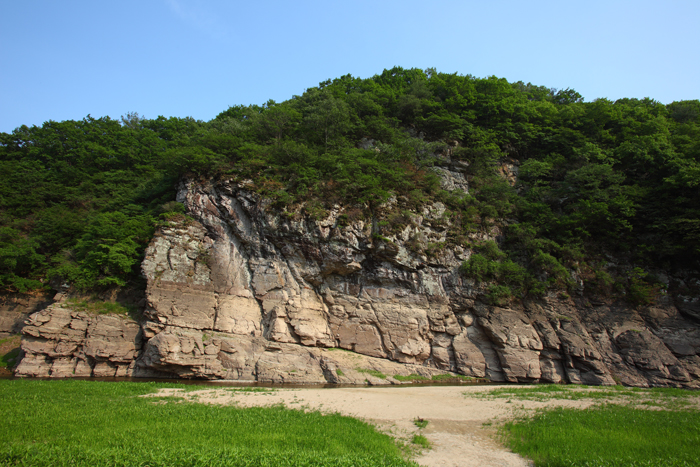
top-left (1, 0), bottom-right (698, 133)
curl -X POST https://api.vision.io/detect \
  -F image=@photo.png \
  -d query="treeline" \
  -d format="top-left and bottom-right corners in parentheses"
top-left (1, 67), bottom-right (698, 303)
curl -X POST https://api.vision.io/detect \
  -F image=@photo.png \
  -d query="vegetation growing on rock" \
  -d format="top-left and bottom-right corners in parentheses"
top-left (1, 67), bottom-right (699, 306)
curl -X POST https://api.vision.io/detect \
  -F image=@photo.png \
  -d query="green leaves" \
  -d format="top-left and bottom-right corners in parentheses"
top-left (1, 68), bottom-right (699, 297)
top-left (300, 88), bottom-right (353, 149)
top-left (460, 241), bottom-right (534, 303)
top-left (0, 227), bottom-right (45, 292)
top-left (57, 212), bottom-right (154, 289)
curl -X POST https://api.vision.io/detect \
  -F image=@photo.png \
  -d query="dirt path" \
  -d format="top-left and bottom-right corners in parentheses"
top-left (152, 385), bottom-right (596, 467)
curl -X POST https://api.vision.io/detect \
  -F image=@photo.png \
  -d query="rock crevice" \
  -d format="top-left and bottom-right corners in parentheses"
top-left (14, 178), bottom-right (700, 387)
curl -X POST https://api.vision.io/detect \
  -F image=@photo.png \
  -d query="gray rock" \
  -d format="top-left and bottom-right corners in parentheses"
top-left (432, 167), bottom-right (469, 194)
top-left (14, 178), bottom-right (700, 388)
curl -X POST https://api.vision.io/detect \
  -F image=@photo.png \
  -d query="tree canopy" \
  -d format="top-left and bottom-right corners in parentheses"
top-left (1, 67), bottom-right (698, 304)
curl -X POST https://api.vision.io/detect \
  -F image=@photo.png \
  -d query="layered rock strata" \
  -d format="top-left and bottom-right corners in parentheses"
top-left (14, 175), bottom-right (700, 387)
top-left (0, 292), bottom-right (53, 337)
top-left (15, 304), bottom-right (141, 377)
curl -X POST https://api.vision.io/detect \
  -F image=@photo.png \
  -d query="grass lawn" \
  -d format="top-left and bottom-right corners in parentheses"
top-left (0, 379), bottom-right (417, 466)
top-left (489, 385), bottom-right (700, 467)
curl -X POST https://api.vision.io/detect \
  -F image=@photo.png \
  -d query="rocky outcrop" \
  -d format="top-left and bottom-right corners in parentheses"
top-left (15, 304), bottom-right (141, 378)
top-left (0, 292), bottom-right (53, 337)
top-left (135, 319), bottom-right (455, 384)
top-left (15, 175), bottom-right (700, 387)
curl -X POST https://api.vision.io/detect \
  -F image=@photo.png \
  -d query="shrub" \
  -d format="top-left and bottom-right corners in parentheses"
top-left (394, 374), bottom-right (429, 382)
top-left (531, 251), bottom-right (572, 288)
top-left (486, 284), bottom-right (513, 306)
top-left (160, 201), bottom-right (185, 214)
top-left (460, 253), bottom-right (495, 282)
top-left (65, 299), bottom-right (138, 317)
top-left (413, 418), bottom-right (428, 429)
top-left (425, 242), bottom-right (447, 258)
top-left (479, 240), bottom-right (507, 260)
top-left (627, 267), bottom-right (662, 306)
top-left (498, 260), bottom-right (527, 292)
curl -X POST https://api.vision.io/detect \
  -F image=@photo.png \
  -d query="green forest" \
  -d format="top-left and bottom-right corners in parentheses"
top-left (1, 67), bottom-right (699, 304)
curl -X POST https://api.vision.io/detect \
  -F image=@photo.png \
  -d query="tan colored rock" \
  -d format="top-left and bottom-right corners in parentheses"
top-left (16, 178), bottom-right (700, 388)
top-left (452, 330), bottom-right (487, 377)
top-left (137, 327), bottom-right (226, 378)
top-left (616, 330), bottom-right (691, 383)
top-left (476, 307), bottom-right (543, 382)
top-left (16, 353), bottom-right (51, 377)
top-left (0, 291), bottom-right (53, 336)
top-left (145, 286), bottom-right (217, 330)
top-left (214, 296), bottom-right (262, 336)
top-left (334, 322), bottom-right (386, 357)
top-left (15, 304), bottom-right (142, 378)
top-left (84, 314), bottom-right (141, 363)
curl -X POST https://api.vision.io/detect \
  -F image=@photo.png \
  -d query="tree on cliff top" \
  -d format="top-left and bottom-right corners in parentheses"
top-left (0, 67), bottom-right (698, 300)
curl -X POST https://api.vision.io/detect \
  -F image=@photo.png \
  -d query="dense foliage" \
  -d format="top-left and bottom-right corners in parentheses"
top-left (1, 67), bottom-right (698, 302)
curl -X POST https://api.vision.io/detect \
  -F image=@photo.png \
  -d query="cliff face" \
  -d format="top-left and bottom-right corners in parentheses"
top-left (15, 176), bottom-right (700, 387)
top-left (16, 304), bottom-right (141, 378)
top-left (0, 292), bottom-right (53, 338)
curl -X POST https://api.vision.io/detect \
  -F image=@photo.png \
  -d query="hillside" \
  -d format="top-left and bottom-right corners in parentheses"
top-left (2, 67), bottom-right (699, 304)
top-left (3, 68), bottom-right (700, 386)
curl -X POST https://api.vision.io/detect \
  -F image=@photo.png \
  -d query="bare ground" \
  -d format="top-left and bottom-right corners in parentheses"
top-left (150, 385), bottom-right (600, 467)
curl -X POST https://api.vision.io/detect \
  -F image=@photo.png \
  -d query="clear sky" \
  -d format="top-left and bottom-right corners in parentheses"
top-left (1, 0), bottom-right (698, 133)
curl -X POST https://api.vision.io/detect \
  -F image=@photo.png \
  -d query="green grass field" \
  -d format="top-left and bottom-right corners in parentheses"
top-left (0, 379), bottom-right (417, 467)
top-left (490, 385), bottom-right (700, 467)
top-left (5, 379), bottom-right (698, 467)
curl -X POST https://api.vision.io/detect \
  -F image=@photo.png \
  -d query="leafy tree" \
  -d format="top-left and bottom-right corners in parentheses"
top-left (0, 68), bottom-right (697, 304)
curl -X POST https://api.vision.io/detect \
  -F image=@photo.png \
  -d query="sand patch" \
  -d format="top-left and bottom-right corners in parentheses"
top-left (147, 385), bottom-right (602, 466)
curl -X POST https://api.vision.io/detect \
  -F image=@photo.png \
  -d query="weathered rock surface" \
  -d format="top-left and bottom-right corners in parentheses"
top-left (15, 175), bottom-right (700, 387)
top-left (15, 304), bottom-right (141, 378)
top-left (0, 292), bottom-right (52, 337)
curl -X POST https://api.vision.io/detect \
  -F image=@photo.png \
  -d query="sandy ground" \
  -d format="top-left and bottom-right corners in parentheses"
top-left (150, 385), bottom-right (599, 467)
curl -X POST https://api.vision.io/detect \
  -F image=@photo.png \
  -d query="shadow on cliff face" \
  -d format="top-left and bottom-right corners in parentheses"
top-left (0, 334), bottom-right (21, 376)
top-left (0, 291), bottom-right (54, 337)
top-left (9, 179), bottom-right (700, 388)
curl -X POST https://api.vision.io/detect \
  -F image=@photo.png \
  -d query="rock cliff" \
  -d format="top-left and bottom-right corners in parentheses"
top-left (1, 292), bottom-right (53, 338)
top-left (16, 303), bottom-right (141, 377)
top-left (14, 176), bottom-right (700, 387)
